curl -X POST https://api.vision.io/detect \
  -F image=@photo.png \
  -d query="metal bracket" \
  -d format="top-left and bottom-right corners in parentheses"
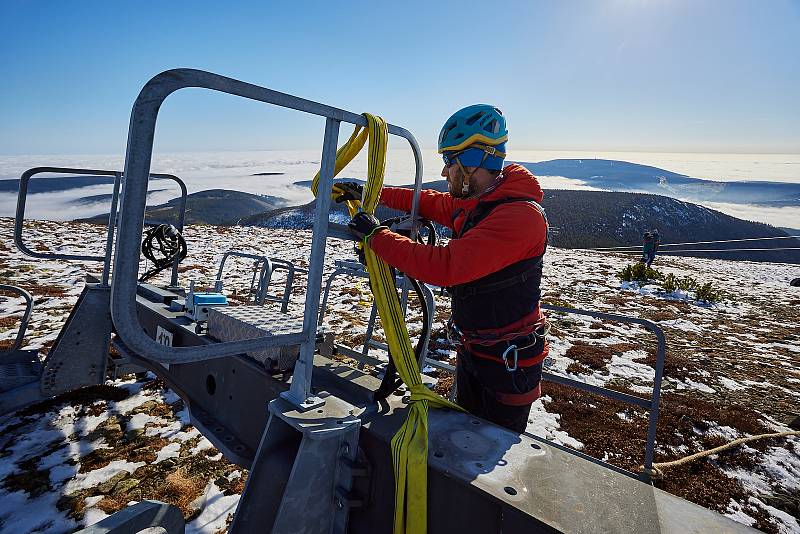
top-left (229, 393), bottom-right (361, 534)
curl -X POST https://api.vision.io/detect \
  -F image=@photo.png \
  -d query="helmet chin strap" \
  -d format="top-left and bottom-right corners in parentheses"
top-left (454, 149), bottom-right (494, 198)
top-left (455, 159), bottom-right (475, 198)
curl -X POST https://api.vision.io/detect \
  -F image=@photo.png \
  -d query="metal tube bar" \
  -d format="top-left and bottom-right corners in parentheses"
top-left (644, 323), bottom-right (666, 471)
top-left (153, 173), bottom-right (188, 288)
top-left (0, 285), bottom-right (34, 354)
top-left (362, 303), bottom-right (379, 360)
top-left (540, 303), bottom-right (665, 471)
top-left (257, 259), bottom-right (274, 305)
top-left (406, 134), bottom-right (424, 241)
top-left (13, 167), bottom-right (187, 271)
top-left (284, 117), bottom-right (340, 407)
top-left (541, 372), bottom-right (651, 408)
top-left (14, 167), bottom-right (115, 262)
top-left (101, 173), bottom-right (123, 286)
top-left (111, 68), bottom-right (424, 384)
top-left (268, 259), bottom-right (296, 313)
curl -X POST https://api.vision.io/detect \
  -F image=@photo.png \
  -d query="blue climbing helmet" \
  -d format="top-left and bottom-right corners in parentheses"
top-left (438, 104), bottom-right (508, 171)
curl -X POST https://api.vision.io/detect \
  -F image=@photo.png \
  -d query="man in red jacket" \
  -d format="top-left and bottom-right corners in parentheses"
top-left (337, 105), bottom-right (548, 433)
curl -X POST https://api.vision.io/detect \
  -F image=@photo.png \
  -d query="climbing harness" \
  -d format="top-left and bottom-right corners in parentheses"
top-left (139, 223), bottom-right (187, 282)
top-left (311, 113), bottom-right (463, 534)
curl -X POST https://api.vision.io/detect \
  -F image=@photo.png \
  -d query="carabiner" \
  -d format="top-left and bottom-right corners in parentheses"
top-left (502, 344), bottom-right (519, 372)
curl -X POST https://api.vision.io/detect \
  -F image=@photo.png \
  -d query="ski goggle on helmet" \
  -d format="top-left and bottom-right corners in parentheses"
top-left (438, 104), bottom-right (508, 171)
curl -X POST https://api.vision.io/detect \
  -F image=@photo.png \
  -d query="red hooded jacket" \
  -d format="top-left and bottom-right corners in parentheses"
top-left (370, 164), bottom-right (547, 290)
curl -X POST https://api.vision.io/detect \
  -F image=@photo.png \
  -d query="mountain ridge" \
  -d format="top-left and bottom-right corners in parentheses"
top-left (241, 182), bottom-right (800, 264)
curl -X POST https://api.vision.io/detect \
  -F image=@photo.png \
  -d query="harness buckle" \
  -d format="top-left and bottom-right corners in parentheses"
top-left (502, 344), bottom-right (519, 372)
top-left (447, 319), bottom-right (464, 347)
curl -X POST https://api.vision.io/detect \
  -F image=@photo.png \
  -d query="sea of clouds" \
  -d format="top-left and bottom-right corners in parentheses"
top-left (0, 149), bottom-right (797, 228)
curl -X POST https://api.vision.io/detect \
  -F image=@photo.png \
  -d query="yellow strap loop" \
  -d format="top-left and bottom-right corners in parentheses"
top-left (311, 114), bottom-right (463, 534)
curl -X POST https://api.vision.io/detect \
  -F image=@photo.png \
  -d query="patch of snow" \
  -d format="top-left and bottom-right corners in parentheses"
top-left (185, 481), bottom-right (240, 534)
top-left (526, 396), bottom-right (584, 450)
top-left (705, 423), bottom-right (741, 441)
top-left (659, 318), bottom-right (705, 333)
top-left (65, 459), bottom-right (146, 493)
top-left (748, 496), bottom-right (800, 534)
top-left (724, 499), bottom-right (757, 527)
top-left (190, 437), bottom-right (215, 455)
top-left (128, 412), bottom-right (167, 431)
top-left (154, 442), bottom-right (182, 463)
top-left (0, 487), bottom-right (77, 533)
top-left (683, 378), bottom-right (717, 394)
top-left (607, 350), bottom-right (656, 383)
top-left (719, 377), bottom-right (747, 391)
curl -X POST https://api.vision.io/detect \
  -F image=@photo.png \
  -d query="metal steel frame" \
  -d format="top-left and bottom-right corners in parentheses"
top-left (0, 285), bottom-right (33, 354)
top-left (118, 287), bottom-right (750, 533)
top-left (318, 260), bottom-right (436, 371)
top-left (213, 251), bottom-right (300, 312)
top-left (110, 68), bottom-right (425, 409)
top-left (540, 304), bottom-right (665, 474)
top-left (14, 166), bottom-right (188, 287)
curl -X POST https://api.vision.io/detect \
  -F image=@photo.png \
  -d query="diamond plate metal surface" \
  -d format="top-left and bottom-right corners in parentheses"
top-left (207, 306), bottom-right (303, 370)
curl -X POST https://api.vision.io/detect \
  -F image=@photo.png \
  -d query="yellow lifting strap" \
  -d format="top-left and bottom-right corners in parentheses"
top-left (311, 113), bottom-right (464, 534)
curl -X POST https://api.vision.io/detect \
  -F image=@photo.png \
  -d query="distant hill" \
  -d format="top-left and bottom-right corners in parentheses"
top-left (69, 189), bottom-right (167, 206)
top-left (241, 183), bottom-right (800, 264)
top-left (81, 189), bottom-right (287, 226)
top-left (515, 159), bottom-right (800, 207)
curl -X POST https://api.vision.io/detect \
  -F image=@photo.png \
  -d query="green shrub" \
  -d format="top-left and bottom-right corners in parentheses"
top-left (662, 273), bottom-right (678, 293)
top-left (695, 282), bottom-right (722, 303)
top-left (618, 263), bottom-right (662, 282)
top-left (677, 276), bottom-right (698, 291)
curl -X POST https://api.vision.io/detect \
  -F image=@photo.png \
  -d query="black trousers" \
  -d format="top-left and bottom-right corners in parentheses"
top-left (455, 350), bottom-right (541, 434)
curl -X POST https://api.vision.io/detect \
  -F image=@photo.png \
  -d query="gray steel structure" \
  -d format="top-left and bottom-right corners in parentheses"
top-left (14, 166), bottom-right (188, 287)
top-left (318, 259), bottom-right (436, 371)
top-left (0, 285), bottom-right (41, 396)
top-left (109, 68), bottom-right (424, 409)
top-left (0, 284), bottom-right (33, 355)
top-left (214, 251), bottom-right (301, 311)
top-left (2, 167), bottom-right (188, 414)
top-left (5, 70), bottom-right (757, 533)
top-left (540, 304), bottom-right (665, 475)
top-left (119, 284), bottom-right (753, 533)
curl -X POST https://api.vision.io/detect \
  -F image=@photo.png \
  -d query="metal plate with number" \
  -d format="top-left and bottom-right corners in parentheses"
top-left (156, 326), bottom-right (173, 347)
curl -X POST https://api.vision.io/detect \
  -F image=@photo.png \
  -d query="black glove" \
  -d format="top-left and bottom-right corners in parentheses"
top-left (348, 212), bottom-right (387, 243)
top-left (332, 181), bottom-right (363, 203)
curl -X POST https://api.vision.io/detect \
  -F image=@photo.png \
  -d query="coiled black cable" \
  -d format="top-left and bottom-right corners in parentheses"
top-left (139, 224), bottom-right (187, 282)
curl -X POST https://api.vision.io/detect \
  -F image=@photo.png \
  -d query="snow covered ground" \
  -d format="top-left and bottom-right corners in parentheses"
top-left (1, 217), bottom-right (798, 533)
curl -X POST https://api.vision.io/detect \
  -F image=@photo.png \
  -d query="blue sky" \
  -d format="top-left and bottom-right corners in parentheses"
top-left (0, 0), bottom-right (798, 155)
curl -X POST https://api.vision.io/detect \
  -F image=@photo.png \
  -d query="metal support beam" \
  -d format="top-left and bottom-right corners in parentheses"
top-left (229, 395), bottom-right (361, 534)
top-left (110, 69), bottom-right (424, 372)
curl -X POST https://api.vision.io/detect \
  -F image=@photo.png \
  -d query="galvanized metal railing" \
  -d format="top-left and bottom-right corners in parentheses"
top-left (318, 260), bottom-right (436, 371)
top-left (110, 68), bottom-right (425, 409)
top-left (0, 285), bottom-right (34, 355)
top-left (14, 167), bottom-right (188, 287)
top-left (214, 251), bottom-right (299, 312)
top-left (539, 304), bottom-right (665, 475)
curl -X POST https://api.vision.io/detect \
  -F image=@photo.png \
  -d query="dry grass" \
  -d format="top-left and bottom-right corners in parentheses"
top-left (565, 341), bottom-right (614, 370)
top-left (542, 381), bottom-right (781, 532)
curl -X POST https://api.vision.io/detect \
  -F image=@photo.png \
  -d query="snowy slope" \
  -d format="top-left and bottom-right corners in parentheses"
top-left (0, 217), bottom-right (798, 533)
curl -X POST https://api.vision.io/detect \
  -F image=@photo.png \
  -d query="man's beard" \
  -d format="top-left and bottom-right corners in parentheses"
top-left (448, 167), bottom-right (478, 198)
